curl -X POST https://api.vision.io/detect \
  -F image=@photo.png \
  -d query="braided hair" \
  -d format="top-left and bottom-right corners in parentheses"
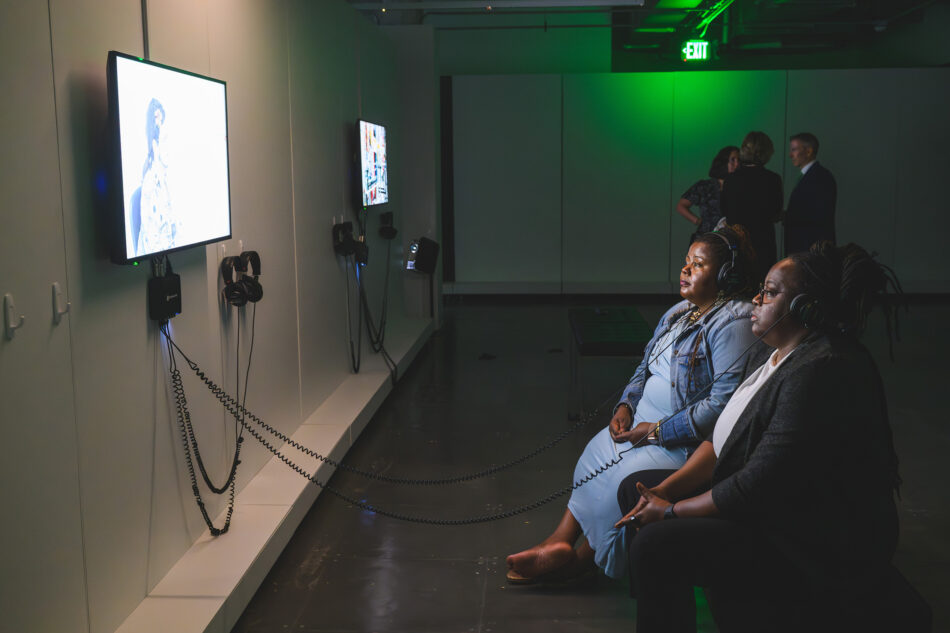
top-left (787, 241), bottom-right (903, 344)
top-left (789, 242), bottom-right (903, 494)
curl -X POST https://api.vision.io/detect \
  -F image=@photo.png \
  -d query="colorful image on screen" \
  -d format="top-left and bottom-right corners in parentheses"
top-left (360, 120), bottom-right (388, 206)
top-left (114, 54), bottom-right (231, 260)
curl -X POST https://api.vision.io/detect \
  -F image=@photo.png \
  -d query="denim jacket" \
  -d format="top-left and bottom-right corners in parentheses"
top-left (616, 298), bottom-right (761, 448)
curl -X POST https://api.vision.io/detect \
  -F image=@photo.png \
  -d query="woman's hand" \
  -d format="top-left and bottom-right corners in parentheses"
top-left (676, 198), bottom-right (700, 227)
top-left (609, 405), bottom-right (633, 440)
top-left (611, 421), bottom-right (656, 445)
top-left (614, 483), bottom-right (671, 529)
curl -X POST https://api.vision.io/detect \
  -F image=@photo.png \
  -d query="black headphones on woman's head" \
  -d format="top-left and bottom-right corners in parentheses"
top-left (706, 230), bottom-right (744, 294)
top-left (786, 257), bottom-right (835, 330)
top-left (788, 293), bottom-right (825, 330)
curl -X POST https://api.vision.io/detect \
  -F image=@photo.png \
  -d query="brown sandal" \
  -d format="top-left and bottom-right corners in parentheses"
top-left (506, 566), bottom-right (598, 587)
top-left (505, 569), bottom-right (538, 585)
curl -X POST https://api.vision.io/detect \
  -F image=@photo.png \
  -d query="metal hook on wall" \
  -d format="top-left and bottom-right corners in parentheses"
top-left (4, 293), bottom-right (26, 340)
top-left (52, 282), bottom-right (71, 324)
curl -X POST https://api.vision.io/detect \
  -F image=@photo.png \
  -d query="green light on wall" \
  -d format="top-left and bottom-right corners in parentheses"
top-left (681, 40), bottom-right (709, 61)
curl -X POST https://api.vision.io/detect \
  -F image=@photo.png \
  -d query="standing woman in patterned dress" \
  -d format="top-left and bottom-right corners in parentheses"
top-left (676, 146), bottom-right (740, 244)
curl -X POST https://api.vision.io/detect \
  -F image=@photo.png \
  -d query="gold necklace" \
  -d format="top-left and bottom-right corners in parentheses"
top-left (686, 295), bottom-right (727, 325)
top-left (647, 295), bottom-right (730, 368)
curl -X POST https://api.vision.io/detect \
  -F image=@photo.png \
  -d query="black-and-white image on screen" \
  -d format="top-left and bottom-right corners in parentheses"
top-left (114, 54), bottom-right (231, 260)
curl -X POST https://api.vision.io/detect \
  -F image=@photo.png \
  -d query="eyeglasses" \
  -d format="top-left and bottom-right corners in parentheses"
top-left (756, 284), bottom-right (780, 300)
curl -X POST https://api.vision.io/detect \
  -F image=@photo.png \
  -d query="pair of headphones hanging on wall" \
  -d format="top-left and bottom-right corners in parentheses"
top-left (221, 251), bottom-right (263, 307)
top-left (706, 230), bottom-right (744, 294)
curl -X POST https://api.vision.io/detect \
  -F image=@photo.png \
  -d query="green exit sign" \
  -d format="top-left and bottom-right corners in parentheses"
top-left (682, 40), bottom-right (709, 61)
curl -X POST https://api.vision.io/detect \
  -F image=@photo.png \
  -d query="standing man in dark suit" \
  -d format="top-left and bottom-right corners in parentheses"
top-left (784, 132), bottom-right (836, 255)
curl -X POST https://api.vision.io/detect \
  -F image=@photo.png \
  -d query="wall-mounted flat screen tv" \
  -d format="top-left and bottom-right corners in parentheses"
top-left (359, 120), bottom-right (388, 207)
top-left (107, 51), bottom-right (232, 264)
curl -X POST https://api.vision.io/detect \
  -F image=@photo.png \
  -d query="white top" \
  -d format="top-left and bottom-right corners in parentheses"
top-left (800, 159), bottom-right (817, 176)
top-left (712, 348), bottom-right (796, 456)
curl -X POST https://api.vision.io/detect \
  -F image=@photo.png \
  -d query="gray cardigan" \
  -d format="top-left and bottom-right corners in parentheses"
top-left (711, 335), bottom-right (899, 600)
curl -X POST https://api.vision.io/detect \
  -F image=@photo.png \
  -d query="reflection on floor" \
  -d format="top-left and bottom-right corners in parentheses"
top-left (231, 296), bottom-right (947, 633)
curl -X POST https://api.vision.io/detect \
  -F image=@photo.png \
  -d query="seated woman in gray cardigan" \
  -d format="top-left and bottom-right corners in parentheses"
top-left (615, 242), bottom-right (902, 633)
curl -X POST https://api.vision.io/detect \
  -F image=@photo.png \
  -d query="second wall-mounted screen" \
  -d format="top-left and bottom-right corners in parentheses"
top-left (359, 120), bottom-right (388, 206)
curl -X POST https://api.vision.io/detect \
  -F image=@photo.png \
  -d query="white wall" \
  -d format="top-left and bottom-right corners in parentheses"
top-left (562, 72), bottom-right (674, 293)
top-left (287, 0), bottom-right (364, 418)
top-left (386, 25), bottom-right (443, 322)
top-left (0, 2), bottom-right (438, 632)
top-left (447, 68), bottom-right (950, 294)
top-left (0, 3), bottom-right (88, 632)
top-left (785, 68), bottom-right (950, 286)
top-left (451, 75), bottom-right (562, 293)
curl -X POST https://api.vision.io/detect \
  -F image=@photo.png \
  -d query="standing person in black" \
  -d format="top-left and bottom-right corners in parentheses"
top-left (785, 132), bottom-right (837, 255)
top-left (721, 131), bottom-right (783, 283)
top-left (613, 242), bottom-right (903, 633)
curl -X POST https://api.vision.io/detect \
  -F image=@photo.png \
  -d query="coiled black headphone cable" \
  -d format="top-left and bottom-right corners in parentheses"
top-left (163, 323), bottom-right (238, 536)
top-left (163, 326), bottom-right (618, 486)
top-left (161, 308), bottom-right (788, 527)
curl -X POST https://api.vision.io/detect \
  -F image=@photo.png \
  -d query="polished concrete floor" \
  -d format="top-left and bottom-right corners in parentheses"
top-left (231, 296), bottom-right (947, 633)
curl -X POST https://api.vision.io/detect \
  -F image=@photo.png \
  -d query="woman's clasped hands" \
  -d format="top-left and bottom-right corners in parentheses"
top-left (608, 404), bottom-right (656, 445)
top-left (614, 483), bottom-right (672, 529)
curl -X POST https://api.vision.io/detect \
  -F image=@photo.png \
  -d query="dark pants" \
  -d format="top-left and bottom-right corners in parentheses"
top-left (617, 472), bottom-right (891, 633)
top-left (615, 469), bottom-right (676, 598)
top-left (631, 517), bottom-right (815, 633)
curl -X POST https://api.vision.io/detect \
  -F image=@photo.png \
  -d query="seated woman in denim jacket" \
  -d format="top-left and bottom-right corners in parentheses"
top-left (506, 225), bottom-right (761, 583)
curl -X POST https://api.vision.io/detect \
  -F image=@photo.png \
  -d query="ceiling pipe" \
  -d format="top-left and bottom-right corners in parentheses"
top-left (419, 7), bottom-right (706, 16)
top-left (433, 22), bottom-right (639, 30)
top-left (351, 0), bottom-right (645, 9)
top-left (696, 0), bottom-right (735, 38)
